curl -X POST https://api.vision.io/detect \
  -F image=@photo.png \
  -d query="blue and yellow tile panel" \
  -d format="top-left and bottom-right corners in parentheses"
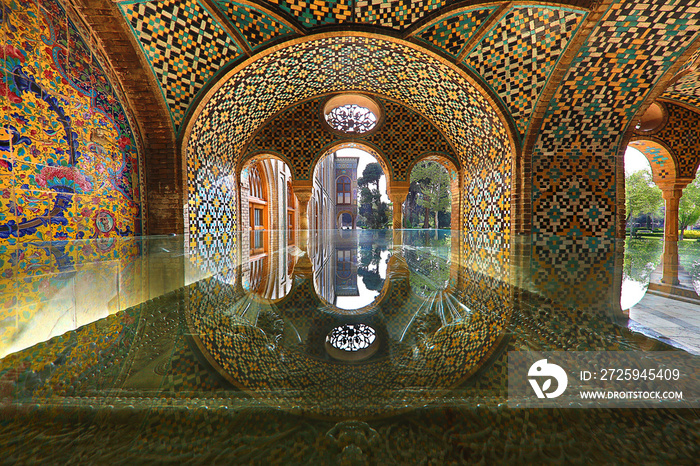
top-left (463, 5), bottom-right (586, 139)
top-left (415, 7), bottom-right (496, 59)
top-left (118, 0), bottom-right (243, 130)
top-left (1, 0), bottom-right (142, 245)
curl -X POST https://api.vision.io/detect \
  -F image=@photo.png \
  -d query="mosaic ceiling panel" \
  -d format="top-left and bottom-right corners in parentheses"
top-left (464, 6), bottom-right (586, 138)
top-left (663, 67), bottom-right (700, 111)
top-left (119, 0), bottom-right (242, 129)
top-left (415, 7), bottom-right (496, 59)
top-left (217, 1), bottom-right (296, 49)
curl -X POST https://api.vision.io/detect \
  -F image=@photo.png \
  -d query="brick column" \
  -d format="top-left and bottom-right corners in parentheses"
top-left (388, 182), bottom-right (410, 230)
top-left (292, 180), bottom-right (313, 251)
top-left (657, 179), bottom-right (692, 285)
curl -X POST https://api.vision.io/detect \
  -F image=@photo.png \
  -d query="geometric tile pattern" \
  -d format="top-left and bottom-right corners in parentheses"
top-left (187, 36), bottom-right (512, 246)
top-left (355, 0), bottom-right (448, 30)
top-left (263, 0), bottom-right (351, 27)
top-left (416, 8), bottom-right (496, 59)
top-left (245, 97), bottom-right (456, 182)
top-left (217, 1), bottom-right (295, 50)
top-left (465, 7), bottom-right (585, 138)
top-left (536, 1), bottom-right (700, 153)
top-left (120, 0), bottom-right (242, 130)
top-left (533, 0), bottom-right (700, 247)
top-left (663, 66), bottom-right (700, 111)
top-left (647, 102), bottom-right (700, 178)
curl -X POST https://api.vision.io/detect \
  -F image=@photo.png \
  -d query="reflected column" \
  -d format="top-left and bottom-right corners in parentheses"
top-left (292, 180), bottom-right (313, 251)
top-left (658, 179), bottom-right (692, 285)
top-left (388, 182), bottom-right (410, 246)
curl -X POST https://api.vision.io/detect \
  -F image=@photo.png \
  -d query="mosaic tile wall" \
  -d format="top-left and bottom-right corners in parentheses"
top-left (119, 0), bottom-right (243, 130)
top-left (245, 96), bottom-right (456, 182)
top-left (1, 0), bottom-right (142, 245)
top-left (186, 36), bottom-right (512, 251)
top-left (464, 6), bottom-right (586, 138)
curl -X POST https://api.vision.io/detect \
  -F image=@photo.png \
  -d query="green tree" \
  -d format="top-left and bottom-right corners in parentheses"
top-left (625, 170), bottom-right (663, 237)
top-left (358, 163), bottom-right (389, 229)
top-left (410, 161), bottom-right (451, 229)
top-left (679, 174), bottom-right (700, 240)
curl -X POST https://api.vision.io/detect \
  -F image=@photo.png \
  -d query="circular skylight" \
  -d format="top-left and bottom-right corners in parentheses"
top-left (323, 94), bottom-right (381, 135)
top-left (326, 323), bottom-right (376, 352)
top-left (325, 104), bottom-right (377, 133)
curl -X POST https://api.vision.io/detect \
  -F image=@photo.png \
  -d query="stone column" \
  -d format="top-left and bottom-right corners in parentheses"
top-left (657, 179), bottom-right (692, 285)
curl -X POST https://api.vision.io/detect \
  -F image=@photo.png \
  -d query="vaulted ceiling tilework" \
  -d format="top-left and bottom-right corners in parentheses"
top-left (355, 0), bottom-right (448, 29)
top-left (464, 6), bottom-right (586, 138)
top-left (119, 0), bottom-right (242, 129)
top-left (216, 1), bottom-right (296, 49)
top-left (415, 7), bottom-right (496, 58)
top-left (264, 0), bottom-right (352, 26)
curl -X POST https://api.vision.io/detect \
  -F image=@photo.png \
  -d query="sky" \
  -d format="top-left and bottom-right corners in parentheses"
top-left (624, 147), bottom-right (652, 176)
top-left (336, 148), bottom-right (391, 202)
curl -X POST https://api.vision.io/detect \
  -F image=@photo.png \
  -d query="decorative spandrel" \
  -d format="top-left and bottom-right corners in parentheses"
top-left (327, 324), bottom-right (376, 351)
top-left (325, 104), bottom-right (377, 134)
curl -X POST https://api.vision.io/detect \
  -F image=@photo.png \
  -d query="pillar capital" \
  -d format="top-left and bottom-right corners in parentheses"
top-left (387, 181), bottom-right (411, 199)
top-left (657, 178), bottom-right (694, 197)
top-left (291, 179), bottom-right (314, 203)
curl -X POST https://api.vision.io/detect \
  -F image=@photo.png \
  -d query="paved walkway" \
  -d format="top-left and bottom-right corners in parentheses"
top-left (629, 293), bottom-right (700, 354)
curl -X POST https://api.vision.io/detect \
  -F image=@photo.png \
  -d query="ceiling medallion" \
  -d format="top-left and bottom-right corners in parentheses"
top-left (323, 94), bottom-right (382, 135)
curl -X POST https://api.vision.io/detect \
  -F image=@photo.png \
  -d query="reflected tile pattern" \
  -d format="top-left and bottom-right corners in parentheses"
top-left (0, 231), bottom-right (698, 463)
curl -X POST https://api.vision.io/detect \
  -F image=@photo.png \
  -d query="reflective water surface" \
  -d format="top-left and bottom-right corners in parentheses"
top-left (1, 230), bottom-right (698, 463)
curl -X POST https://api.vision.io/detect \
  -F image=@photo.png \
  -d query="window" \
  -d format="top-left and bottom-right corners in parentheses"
top-left (249, 165), bottom-right (265, 200)
top-left (254, 208), bottom-right (263, 227)
top-left (337, 176), bottom-right (351, 204)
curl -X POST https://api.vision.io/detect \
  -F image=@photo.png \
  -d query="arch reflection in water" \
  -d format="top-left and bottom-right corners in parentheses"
top-left (186, 228), bottom-right (510, 418)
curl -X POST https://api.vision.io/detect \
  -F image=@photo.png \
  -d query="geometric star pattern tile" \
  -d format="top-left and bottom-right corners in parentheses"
top-left (465, 7), bottom-right (585, 138)
top-left (533, 0), bottom-right (700, 248)
top-left (355, 0), bottom-right (448, 30)
top-left (217, 1), bottom-right (295, 49)
top-left (120, 0), bottom-right (242, 130)
top-left (263, 0), bottom-right (351, 27)
top-left (416, 7), bottom-right (496, 59)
